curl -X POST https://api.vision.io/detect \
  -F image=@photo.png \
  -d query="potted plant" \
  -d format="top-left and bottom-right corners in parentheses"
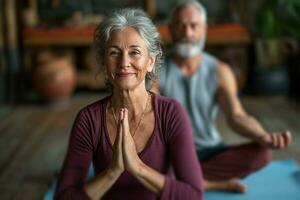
top-left (276, 0), bottom-right (300, 98)
top-left (253, 0), bottom-right (300, 95)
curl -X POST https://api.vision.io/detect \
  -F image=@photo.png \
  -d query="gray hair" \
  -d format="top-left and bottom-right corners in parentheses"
top-left (170, 0), bottom-right (207, 23)
top-left (94, 8), bottom-right (163, 88)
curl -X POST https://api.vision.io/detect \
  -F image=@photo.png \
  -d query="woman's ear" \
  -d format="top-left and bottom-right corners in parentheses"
top-left (147, 57), bottom-right (155, 72)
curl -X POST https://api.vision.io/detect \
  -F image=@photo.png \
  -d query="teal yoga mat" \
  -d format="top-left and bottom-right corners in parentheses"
top-left (205, 159), bottom-right (300, 200)
top-left (44, 159), bottom-right (300, 200)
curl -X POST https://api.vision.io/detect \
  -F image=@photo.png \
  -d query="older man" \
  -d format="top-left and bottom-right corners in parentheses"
top-left (153, 0), bottom-right (292, 192)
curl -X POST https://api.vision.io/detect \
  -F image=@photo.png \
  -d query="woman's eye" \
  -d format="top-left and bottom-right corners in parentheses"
top-left (109, 51), bottom-right (120, 56)
top-left (130, 51), bottom-right (140, 56)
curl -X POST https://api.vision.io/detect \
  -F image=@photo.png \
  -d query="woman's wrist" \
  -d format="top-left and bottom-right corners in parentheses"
top-left (107, 165), bottom-right (123, 178)
top-left (130, 160), bottom-right (166, 195)
top-left (131, 159), bottom-right (145, 178)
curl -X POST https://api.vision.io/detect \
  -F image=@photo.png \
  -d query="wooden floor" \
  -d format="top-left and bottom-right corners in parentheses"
top-left (0, 93), bottom-right (299, 200)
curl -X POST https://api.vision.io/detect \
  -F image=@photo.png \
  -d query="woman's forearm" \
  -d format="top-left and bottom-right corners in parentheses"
top-left (84, 167), bottom-right (122, 200)
top-left (132, 161), bottom-right (166, 195)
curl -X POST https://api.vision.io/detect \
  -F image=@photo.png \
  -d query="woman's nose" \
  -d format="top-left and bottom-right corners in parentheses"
top-left (119, 53), bottom-right (130, 68)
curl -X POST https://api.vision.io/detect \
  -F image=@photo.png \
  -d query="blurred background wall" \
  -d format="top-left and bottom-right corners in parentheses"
top-left (0, 0), bottom-right (299, 106)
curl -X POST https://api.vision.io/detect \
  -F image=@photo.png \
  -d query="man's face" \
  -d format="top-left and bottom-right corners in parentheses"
top-left (170, 5), bottom-right (206, 58)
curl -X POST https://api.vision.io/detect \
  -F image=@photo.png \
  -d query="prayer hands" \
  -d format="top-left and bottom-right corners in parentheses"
top-left (258, 131), bottom-right (292, 149)
top-left (109, 109), bottom-right (125, 175)
top-left (122, 108), bottom-right (143, 174)
top-left (109, 108), bottom-right (142, 175)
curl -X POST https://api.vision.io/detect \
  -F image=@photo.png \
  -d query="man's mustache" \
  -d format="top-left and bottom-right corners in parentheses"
top-left (177, 38), bottom-right (199, 44)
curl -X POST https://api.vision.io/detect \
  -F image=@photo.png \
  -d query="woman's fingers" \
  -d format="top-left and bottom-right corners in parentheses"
top-left (115, 109), bottom-right (124, 148)
top-left (122, 108), bottom-right (130, 136)
top-left (119, 108), bottom-right (124, 122)
top-left (121, 108), bottom-right (141, 174)
top-left (109, 109), bottom-right (125, 174)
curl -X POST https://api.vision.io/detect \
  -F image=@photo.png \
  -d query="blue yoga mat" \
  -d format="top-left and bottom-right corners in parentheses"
top-left (44, 159), bottom-right (300, 200)
top-left (205, 159), bottom-right (300, 200)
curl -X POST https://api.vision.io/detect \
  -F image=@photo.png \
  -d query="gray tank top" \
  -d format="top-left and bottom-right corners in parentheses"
top-left (160, 52), bottom-right (221, 150)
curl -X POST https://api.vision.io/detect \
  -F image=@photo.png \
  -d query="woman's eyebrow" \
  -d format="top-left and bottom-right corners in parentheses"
top-left (130, 45), bottom-right (141, 48)
top-left (107, 45), bottom-right (142, 49)
top-left (107, 45), bottom-right (120, 49)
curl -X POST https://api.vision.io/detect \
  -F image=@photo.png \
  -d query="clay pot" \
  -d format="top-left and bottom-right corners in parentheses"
top-left (22, 8), bottom-right (38, 28)
top-left (32, 50), bottom-right (76, 103)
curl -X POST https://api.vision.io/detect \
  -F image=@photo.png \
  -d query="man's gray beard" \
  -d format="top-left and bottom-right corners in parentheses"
top-left (173, 39), bottom-right (205, 58)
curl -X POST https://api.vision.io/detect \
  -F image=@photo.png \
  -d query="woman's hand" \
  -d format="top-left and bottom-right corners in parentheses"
top-left (257, 131), bottom-right (292, 148)
top-left (108, 108), bottom-right (142, 175)
top-left (121, 108), bottom-right (143, 175)
top-left (108, 108), bottom-right (164, 195)
top-left (108, 109), bottom-right (125, 175)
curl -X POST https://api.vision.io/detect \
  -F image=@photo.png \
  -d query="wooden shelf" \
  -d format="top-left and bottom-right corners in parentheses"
top-left (22, 24), bottom-right (251, 46)
top-left (22, 23), bottom-right (251, 90)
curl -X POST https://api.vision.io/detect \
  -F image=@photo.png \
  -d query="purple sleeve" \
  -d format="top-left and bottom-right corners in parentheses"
top-left (160, 100), bottom-right (204, 200)
top-left (55, 109), bottom-right (94, 200)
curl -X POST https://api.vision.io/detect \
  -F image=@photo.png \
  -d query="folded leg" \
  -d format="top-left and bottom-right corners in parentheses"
top-left (200, 142), bottom-right (272, 181)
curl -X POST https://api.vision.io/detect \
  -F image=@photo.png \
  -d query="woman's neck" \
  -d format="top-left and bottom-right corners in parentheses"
top-left (110, 87), bottom-right (150, 117)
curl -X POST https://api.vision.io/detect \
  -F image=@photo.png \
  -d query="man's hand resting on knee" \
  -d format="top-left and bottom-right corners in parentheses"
top-left (257, 131), bottom-right (292, 149)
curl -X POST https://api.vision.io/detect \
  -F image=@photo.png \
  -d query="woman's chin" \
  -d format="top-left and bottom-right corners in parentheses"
top-left (114, 81), bottom-right (146, 92)
top-left (114, 83), bottom-right (137, 91)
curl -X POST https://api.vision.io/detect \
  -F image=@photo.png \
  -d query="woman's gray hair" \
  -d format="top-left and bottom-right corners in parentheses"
top-left (94, 8), bottom-right (163, 88)
top-left (171, 0), bottom-right (207, 23)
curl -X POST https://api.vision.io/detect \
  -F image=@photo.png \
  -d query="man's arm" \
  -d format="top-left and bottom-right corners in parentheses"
top-left (217, 62), bottom-right (291, 148)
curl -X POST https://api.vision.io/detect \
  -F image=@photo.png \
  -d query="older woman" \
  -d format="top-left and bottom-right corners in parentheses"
top-left (55, 8), bottom-right (203, 200)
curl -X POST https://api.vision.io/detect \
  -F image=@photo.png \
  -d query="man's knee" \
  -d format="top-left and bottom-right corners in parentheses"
top-left (248, 147), bottom-right (272, 171)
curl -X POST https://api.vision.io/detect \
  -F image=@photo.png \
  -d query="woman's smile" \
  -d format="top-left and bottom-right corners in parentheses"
top-left (116, 71), bottom-right (136, 78)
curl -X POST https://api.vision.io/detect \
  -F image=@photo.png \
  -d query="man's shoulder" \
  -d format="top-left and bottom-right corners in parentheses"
top-left (159, 56), bottom-right (178, 82)
top-left (163, 55), bottom-right (174, 67)
top-left (202, 52), bottom-right (220, 66)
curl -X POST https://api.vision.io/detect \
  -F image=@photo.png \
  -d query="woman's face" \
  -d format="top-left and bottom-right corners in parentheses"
top-left (103, 27), bottom-right (154, 91)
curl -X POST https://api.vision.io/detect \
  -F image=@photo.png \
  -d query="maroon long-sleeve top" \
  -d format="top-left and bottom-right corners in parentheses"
top-left (55, 93), bottom-right (203, 200)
